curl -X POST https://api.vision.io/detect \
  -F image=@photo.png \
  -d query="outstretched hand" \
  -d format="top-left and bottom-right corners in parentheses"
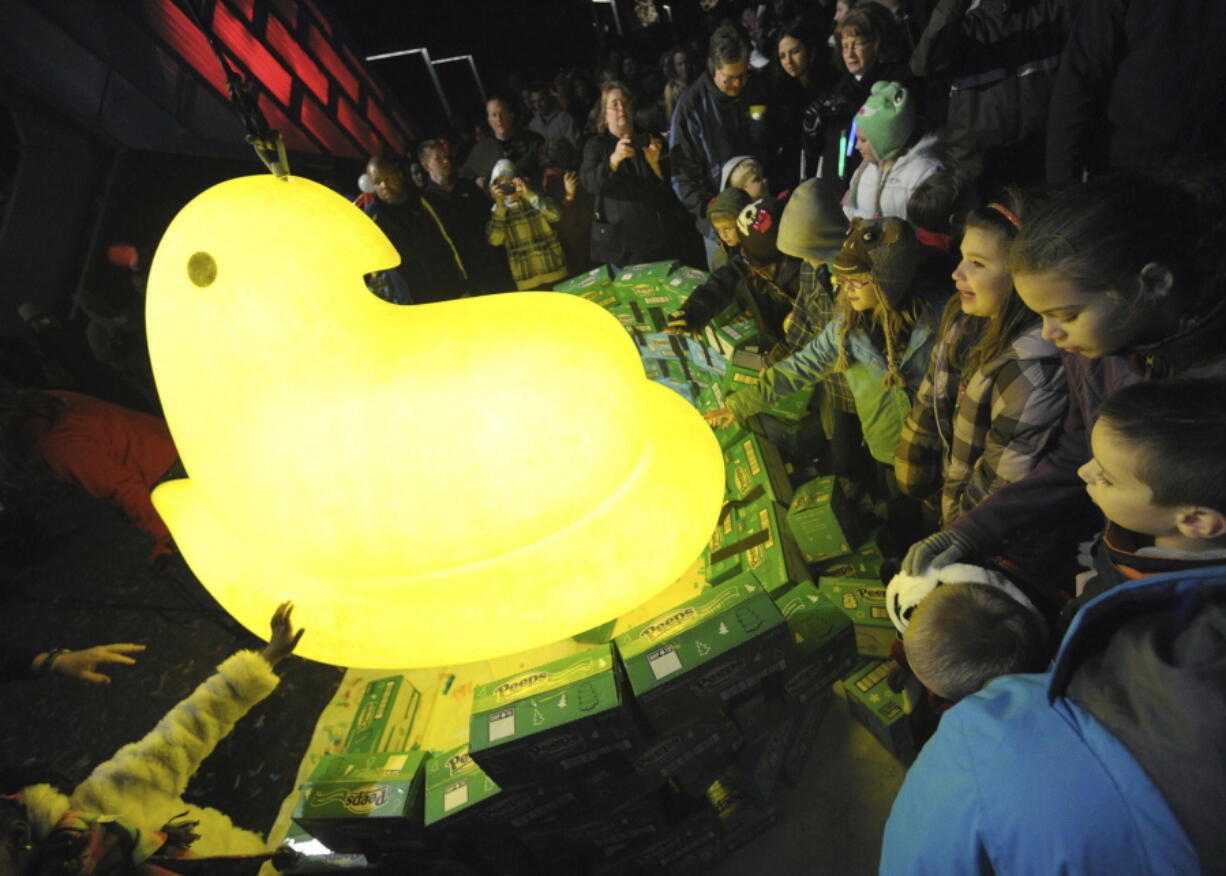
top-left (53, 643), bottom-right (146, 684)
top-left (261, 601), bottom-right (304, 667)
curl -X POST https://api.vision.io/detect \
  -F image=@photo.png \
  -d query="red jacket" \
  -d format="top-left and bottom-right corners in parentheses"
top-left (23, 390), bottom-right (178, 554)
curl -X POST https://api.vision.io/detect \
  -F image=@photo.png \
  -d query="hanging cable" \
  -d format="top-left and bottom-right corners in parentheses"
top-left (181, 0), bottom-right (290, 178)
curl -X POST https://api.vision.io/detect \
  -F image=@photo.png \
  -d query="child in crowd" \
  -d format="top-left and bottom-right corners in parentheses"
top-left (905, 169), bottom-right (972, 269)
top-left (891, 573), bottom-right (1050, 705)
top-left (486, 158), bottom-right (567, 290)
top-left (2, 603), bottom-right (303, 874)
top-left (720, 155), bottom-right (771, 202)
top-left (843, 81), bottom-right (944, 222)
top-left (1064, 377), bottom-right (1226, 629)
top-left (665, 194), bottom-right (802, 363)
top-left (706, 217), bottom-right (939, 537)
top-left (894, 196), bottom-right (1068, 531)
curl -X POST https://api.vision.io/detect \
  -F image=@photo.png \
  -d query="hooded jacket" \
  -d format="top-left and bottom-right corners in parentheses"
top-left (881, 566), bottom-right (1226, 875)
top-left (727, 298), bottom-right (937, 463)
top-left (895, 315), bottom-right (1067, 525)
top-left (844, 133), bottom-right (945, 221)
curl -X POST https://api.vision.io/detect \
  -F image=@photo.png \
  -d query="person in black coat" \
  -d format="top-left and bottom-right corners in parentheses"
top-left (805, 2), bottom-right (914, 187)
top-left (580, 80), bottom-right (680, 268)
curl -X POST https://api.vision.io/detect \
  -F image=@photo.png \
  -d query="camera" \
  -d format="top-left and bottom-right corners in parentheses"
top-left (630, 132), bottom-right (653, 149)
top-left (494, 181), bottom-right (517, 195)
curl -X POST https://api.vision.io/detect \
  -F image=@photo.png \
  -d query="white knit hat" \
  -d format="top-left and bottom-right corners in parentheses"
top-left (491, 158), bottom-right (518, 182)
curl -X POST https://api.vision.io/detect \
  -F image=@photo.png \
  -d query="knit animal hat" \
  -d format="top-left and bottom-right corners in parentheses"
top-left (736, 195), bottom-right (788, 264)
top-left (855, 81), bottom-right (915, 162)
top-left (777, 178), bottom-right (847, 263)
top-left (885, 562), bottom-right (1042, 634)
top-left (491, 158), bottom-right (518, 182)
top-left (707, 186), bottom-right (753, 222)
top-left (832, 217), bottom-right (923, 307)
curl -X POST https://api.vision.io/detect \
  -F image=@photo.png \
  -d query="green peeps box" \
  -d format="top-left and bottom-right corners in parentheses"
top-left (705, 314), bottom-right (760, 358)
top-left (612, 260), bottom-right (680, 300)
top-left (787, 476), bottom-right (863, 563)
top-left (423, 745), bottom-right (503, 832)
top-left (842, 660), bottom-right (916, 765)
top-left (343, 675), bottom-right (422, 754)
top-left (572, 617), bottom-right (619, 644)
top-left (775, 581), bottom-right (858, 705)
top-left (723, 432), bottom-right (794, 505)
top-left (664, 265), bottom-right (709, 297)
top-left (468, 645), bottom-right (643, 790)
top-left (818, 577), bottom-right (896, 658)
top-left (615, 575), bottom-right (791, 736)
top-left (630, 712), bottom-right (743, 789)
top-left (293, 751), bottom-right (430, 856)
top-left (553, 265), bottom-right (614, 296)
top-left (817, 533), bottom-right (887, 579)
top-left (705, 497), bottom-right (809, 596)
top-left (694, 381), bottom-right (728, 414)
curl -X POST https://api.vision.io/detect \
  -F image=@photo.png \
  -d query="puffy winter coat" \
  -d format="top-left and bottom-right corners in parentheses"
top-left (881, 566), bottom-right (1226, 875)
top-left (580, 130), bottom-right (678, 266)
top-left (910, 0), bottom-right (1070, 178)
top-left (844, 134), bottom-right (945, 221)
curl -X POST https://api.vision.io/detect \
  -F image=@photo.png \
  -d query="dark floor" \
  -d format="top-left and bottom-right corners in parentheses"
top-left (0, 483), bottom-right (343, 839)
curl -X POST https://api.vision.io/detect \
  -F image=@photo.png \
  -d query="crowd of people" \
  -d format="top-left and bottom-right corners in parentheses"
top-left (1, 0), bottom-right (1225, 873)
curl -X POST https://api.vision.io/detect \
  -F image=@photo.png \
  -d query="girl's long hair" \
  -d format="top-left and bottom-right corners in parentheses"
top-left (831, 276), bottom-right (926, 388)
top-left (942, 191), bottom-right (1038, 376)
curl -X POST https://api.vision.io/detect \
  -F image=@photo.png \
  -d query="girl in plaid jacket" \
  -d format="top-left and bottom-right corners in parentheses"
top-left (894, 198), bottom-right (1068, 527)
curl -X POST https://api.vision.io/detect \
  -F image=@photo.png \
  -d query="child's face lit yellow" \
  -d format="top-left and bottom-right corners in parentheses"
top-left (841, 273), bottom-right (880, 311)
top-left (712, 215), bottom-right (740, 248)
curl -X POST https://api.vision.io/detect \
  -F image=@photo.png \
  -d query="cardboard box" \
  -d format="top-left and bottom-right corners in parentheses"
top-left (705, 772), bottom-right (781, 854)
top-left (786, 476), bottom-right (863, 563)
top-left (778, 692), bottom-right (834, 787)
top-left (694, 381), bottom-right (728, 414)
top-left (818, 577), bottom-right (896, 658)
top-left (468, 644), bottom-right (643, 790)
top-left (615, 576), bottom-right (791, 736)
top-left (705, 497), bottom-right (809, 596)
top-left (572, 617), bottom-right (619, 644)
top-left (817, 533), bottom-right (887, 579)
top-left (663, 265), bottom-right (709, 297)
top-left (842, 660), bottom-right (916, 764)
top-left (775, 581), bottom-right (858, 705)
top-left (723, 432), bottom-right (794, 505)
top-left (705, 315), bottom-right (760, 358)
top-left (293, 751), bottom-right (430, 856)
top-left (553, 265), bottom-right (614, 296)
top-left (653, 376), bottom-right (701, 405)
top-left (343, 675), bottom-right (422, 754)
top-left (631, 713), bottom-right (742, 785)
top-left (612, 260), bottom-right (680, 300)
top-left (423, 745), bottom-right (502, 831)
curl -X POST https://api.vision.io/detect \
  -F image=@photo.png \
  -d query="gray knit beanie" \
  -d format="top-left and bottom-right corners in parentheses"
top-left (777, 178), bottom-right (848, 263)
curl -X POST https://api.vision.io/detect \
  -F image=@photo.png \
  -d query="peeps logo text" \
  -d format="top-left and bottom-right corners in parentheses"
top-left (495, 673), bottom-right (549, 700)
top-left (641, 608), bottom-right (696, 640)
top-left (343, 785), bottom-right (389, 814)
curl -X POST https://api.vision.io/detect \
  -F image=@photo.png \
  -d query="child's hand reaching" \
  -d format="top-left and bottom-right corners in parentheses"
top-left (159, 812), bottom-right (200, 854)
top-left (702, 408), bottom-right (737, 429)
top-left (260, 601), bottom-right (304, 668)
top-left (48, 643), bottom-right (146, 684)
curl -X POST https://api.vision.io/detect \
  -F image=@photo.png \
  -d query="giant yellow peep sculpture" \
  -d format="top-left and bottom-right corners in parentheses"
top-left (145, 175), bottom-right (724, 668)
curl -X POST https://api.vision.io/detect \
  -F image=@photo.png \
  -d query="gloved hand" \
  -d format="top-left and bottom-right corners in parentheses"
top-left (901, 529), bottom-right (977, 576)
top-left (665, 310), bottom-right (697, 336)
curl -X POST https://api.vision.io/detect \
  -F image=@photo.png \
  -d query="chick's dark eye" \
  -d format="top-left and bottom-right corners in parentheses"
top-left (862, 230), bottom-right (878, 243)
top-left (188, 252), bottom-right (217, 288)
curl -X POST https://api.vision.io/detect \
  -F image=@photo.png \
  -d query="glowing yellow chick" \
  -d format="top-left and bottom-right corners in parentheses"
top-left (145, 175), bottom-right (724, 668)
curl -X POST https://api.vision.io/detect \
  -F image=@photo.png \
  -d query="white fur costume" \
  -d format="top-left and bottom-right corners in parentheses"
top-left (22, 649), bottom-right (279, 858)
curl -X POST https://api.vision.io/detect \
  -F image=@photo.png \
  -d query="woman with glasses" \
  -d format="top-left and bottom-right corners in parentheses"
top-left (804, 2), bottom-right (914, 187)
top-left (580, 80), bottom-right (680, 269)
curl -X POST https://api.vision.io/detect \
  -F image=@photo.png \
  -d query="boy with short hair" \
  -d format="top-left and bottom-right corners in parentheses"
top-left (903, 581), bottom-right (1050, 702)
top-left (1065, 376), bottom-right (1226, 628)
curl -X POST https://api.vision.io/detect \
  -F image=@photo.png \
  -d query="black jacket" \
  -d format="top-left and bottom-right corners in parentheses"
top-left (676, 252), bottom-right (803, 358)
top-left (911, 0), bottom-right (1071, 179)
top-left (580, 131), bottom-right (678, 266)
top-left (1046, 0), bottom-right (1226, 183)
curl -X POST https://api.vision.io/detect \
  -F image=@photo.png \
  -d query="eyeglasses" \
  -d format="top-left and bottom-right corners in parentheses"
top-left (841, 39), bottom-right (869, 53)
